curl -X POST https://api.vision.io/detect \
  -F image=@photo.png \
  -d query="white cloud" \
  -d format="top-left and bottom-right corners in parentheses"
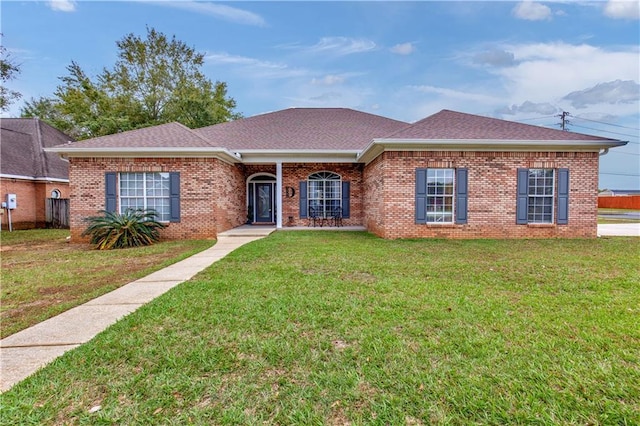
top-left (512, 1), bottom-right (552, 21)
top-left (47, 0), bottom-right (76, 12)
top-left (480, 42), bottom-right (639, 118)
top-left (563, 80), bottom-right (640, 108)
top-left (311, 75), bottom-right (346, 86)
top-left (390, 43), bottom-right (415, 55)
top-left (205, 52), bottom-right (307, 79)
top-left (497, 101), bottom-right (559, 116)
top-left (604, 0), bottom-right (640, 20)
top-left (145, 1), bottom-right (266, 26)
top-left (473, 49), bottom-right (517, 67)
top-left (302, 37), bottom-right (377, 56)
top-left (410, 85), bottom-right (503, 104)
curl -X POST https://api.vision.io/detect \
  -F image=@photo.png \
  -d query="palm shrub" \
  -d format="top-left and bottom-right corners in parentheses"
top-left (82, 209), bottom-right (166, 250)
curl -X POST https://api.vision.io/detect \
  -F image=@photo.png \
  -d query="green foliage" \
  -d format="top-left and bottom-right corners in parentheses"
top-left (0, 34), bottom-right (22, 111)
top-left (82, 209), bottom-right (166, 250)
top-left (21, 27), bottom-right (240, 139)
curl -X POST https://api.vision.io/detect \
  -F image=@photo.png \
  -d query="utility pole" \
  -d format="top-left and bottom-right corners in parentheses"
top-left (558, 111), bottom-right (571, 131)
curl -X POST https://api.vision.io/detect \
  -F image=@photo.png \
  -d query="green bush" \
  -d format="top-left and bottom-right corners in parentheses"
top-left (82, 209), bottom-right (166, 250)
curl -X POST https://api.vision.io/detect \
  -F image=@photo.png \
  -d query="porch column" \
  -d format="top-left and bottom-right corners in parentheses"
top-left (276, 161), bottom-right (283, 229)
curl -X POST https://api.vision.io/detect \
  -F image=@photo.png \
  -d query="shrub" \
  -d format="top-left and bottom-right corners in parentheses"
top-left (82, 209), bottom-right (166, 250)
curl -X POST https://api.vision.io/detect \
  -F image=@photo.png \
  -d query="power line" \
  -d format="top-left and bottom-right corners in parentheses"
top-left (572, 116), bottom-right (640, 131)
top-left (515, 115), bottom-right (557, 122)
top-left (570, 124), bottom-right (639, 139)
top-left (607, 150), bottom-right (640, 156)
top-left (557, 111), bottom-right (571, 131)
top-left (599, 172), bottom-right (640, 177)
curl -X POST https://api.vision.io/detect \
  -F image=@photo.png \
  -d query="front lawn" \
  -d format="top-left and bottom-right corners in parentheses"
top-left (1, 232), bottom-right (638, 424)
top-left (0, 229), bottom-right (213, 338)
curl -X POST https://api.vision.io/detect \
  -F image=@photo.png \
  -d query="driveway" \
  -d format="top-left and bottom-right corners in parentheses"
top-left (597, 223), bottom-right (640, 237)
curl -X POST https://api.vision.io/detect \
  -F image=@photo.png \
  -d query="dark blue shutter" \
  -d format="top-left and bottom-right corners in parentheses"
top-left (516, 169), bottom-right (529, 224)
top-left (105, 172), bottom-right (117, 213)
top-left (341, 181), bottom-right (350, 218)
top-left (415, 169), bottom-right (427, 224)
top-left (169, 172), bottom-right (180, 222)
top-left (299, 181), bottom-right (308, 218)
top-left (455, 168), bottom-right (468, 224)
top-left (557, 168), bottom-right (569, 225)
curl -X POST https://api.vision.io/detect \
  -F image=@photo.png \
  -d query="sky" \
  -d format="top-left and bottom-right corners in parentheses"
top-left (2, 0), bottom-right (639, 189)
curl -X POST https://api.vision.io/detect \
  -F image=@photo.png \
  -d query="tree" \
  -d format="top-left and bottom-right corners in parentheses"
top-left (25, 27), bottom-right (240, 139)
top-left (0, 35), bottom-right (22, 112)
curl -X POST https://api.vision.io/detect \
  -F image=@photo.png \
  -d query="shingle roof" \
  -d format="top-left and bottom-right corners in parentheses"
top-left (385, 109), bottom-right (616, 141)
top-left (194, 108), bottom-right (409, 150)
top-left (1, 118), bottom-right (72, 180)
top-left (67, 122), bottom-right (214, 148)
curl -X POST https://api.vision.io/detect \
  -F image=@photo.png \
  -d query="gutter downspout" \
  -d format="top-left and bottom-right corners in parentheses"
top-left (599, 148), bottom-right (609, 156)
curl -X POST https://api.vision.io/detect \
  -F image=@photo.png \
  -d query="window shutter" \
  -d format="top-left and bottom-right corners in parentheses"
top-left (341, 181), bottom-right (350, 218)
top-left (455, 168), bottom-right (468, 224)
top-left (516, 168), bottom-right (529, 224)
top-left (299, 181), bottom-right (308, 218)
top-left (557, 168), bottom-right (569, 225)
top-left (105, 172), bottom-right (117, 213)
top-left (415, 169), bottom-right (427, 224)
top-left (169, 172), bottom-right (180, 223)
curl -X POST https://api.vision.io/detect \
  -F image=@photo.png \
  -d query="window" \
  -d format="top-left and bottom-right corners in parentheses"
top-left (50, 189), bottom-right (61, 199)
top-left (416, 168), bottom-right (467, 225)
top-left (119, 172), bottom-right (171, 221)
top-left (425, 169), bottom-right (455, 223)
top-left (516, 168), bottom-right (569, 225)
top-left (527, 169), bottom-right (554, 223)
top-left (308, 171), bottom-right (341, 218)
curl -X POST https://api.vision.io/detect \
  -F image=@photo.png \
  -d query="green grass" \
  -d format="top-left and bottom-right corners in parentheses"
top-left (1, 229), bottom-right (213, 338)
top-left (1, 232), bottom-right (638, 424)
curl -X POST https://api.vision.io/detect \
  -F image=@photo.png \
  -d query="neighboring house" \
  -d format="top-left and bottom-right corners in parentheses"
top-left (1, 118), bottom-right (72, 230)
top-left (47, 108), bottom-right (626, 240)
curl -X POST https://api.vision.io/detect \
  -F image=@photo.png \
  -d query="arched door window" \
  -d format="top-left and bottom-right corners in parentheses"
top-left (308, 171), bottom-right (341, 218)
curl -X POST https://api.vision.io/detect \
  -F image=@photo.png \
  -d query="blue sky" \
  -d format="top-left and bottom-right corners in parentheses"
top-left (2, 0), bottom-right (639, 189)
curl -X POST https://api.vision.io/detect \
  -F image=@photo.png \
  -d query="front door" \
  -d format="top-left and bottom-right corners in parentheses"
top-left (254, 182), bottom-right (274, 223)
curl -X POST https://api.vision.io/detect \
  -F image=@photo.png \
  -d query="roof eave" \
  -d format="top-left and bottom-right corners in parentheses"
top-left (357, 138), bottom-right (628, 164)
top-left (235, 149), bottom-right (361, 164)
top-left (44, 147), bottom-right (242, 164)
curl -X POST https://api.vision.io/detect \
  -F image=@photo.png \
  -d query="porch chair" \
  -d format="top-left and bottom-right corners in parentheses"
top-left (330, 206), bottom-right (343, 227)
top-left (309, 206), bottom-right (327, 227)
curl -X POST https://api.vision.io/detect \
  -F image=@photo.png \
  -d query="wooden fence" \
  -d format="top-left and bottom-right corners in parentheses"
top-left (46, 198), bottom-right (70, 229)
top-left (598, 195), bottom-right (640, 210)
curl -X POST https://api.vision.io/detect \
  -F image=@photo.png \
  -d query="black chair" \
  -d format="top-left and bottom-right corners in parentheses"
top-left (330, 207), bottom-right (343, 227)
top-left (309, 206), bottom-right (326, 227)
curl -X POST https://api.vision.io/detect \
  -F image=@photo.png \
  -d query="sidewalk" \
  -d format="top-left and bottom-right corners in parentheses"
top-left (597, 223), bottom-right (640, 237)
top-left (0, 226), bottom-right (275, 393)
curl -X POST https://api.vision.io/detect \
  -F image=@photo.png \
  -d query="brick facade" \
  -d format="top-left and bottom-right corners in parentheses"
top-left (68, 157), bottom-right (246, 241)
top-left (363, 151), bottom-right (599, 239)
top-left (67, 151), bottom-right (600, 241)
top-left (0, 178), bottom-right (69, 230)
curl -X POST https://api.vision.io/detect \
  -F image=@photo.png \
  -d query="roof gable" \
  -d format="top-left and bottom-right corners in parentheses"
top-left (384, 109), bottom-right (616, 141)
top-left (67, 122), bottom-right (214, 148)
top-left (195, 108), bottom-right (409, 150)
top-left (1, 118), bottom-right (72, 180)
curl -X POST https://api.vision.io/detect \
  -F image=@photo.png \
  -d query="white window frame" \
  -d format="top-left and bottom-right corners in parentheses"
top-left (527, 169), bottom-right (555, 224)
top-left (119, 172), bottom-right (171, 222)
top-left (425, 168), bottom-right (455, 223)
top-left (308, 171), bottom-right (341, 218)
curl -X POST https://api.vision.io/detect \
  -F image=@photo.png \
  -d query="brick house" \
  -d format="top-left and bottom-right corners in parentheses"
top-left (1, 118), bottom-right (72, 230)
top-left (47, 108), bottom-right (625, 240)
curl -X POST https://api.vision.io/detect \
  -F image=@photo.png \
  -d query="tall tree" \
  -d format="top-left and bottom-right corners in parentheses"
top-left (24, 27), bottom-right (240, 139)
top-left (0, 35), bottom-right (22, 112)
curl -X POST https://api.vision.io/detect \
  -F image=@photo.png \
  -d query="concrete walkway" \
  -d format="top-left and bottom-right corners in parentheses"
top-left (597, 223), bottom-right (640, 237)
top-left (0, 226), bottom-right (275, 393)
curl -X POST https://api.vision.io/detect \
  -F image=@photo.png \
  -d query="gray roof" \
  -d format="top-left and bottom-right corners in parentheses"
top-left (48, 108), bottom-right (621, 157)
top-left (194, 108), bottom-right (409, 150)
top-left (1, 118), bottom-right (72, 180)
top-left (385, 109), bottom-right (616, 141)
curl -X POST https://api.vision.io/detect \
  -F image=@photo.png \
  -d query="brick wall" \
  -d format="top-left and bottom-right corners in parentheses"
top-left (68, 157), bottom-right (245, 241)
top-left (280, 163), bottom-right (364, 227)
top-left (0, 178), bottom-right (69, 229)
top-left (363, 151), bottom-right (599, 239)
